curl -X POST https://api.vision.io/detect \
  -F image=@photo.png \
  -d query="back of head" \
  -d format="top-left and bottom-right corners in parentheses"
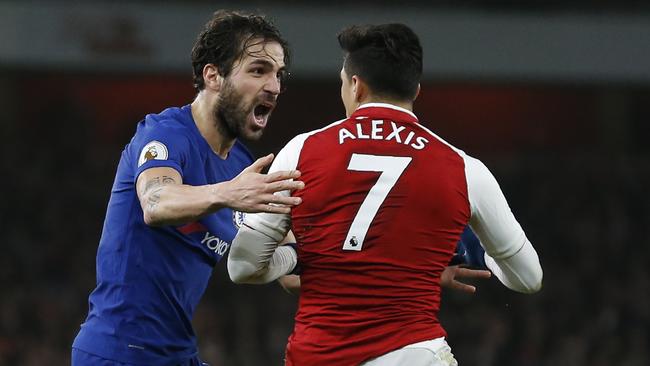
top-left (191, 10), bottom-right (291, 91)
top-left (338, 23), bottom-right (422, 102)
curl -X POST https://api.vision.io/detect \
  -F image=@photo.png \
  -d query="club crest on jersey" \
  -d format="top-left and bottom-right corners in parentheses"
top-left (138, 140), bottom-right (168, 167)
top-left (233, 210), bottom-right (246, 228)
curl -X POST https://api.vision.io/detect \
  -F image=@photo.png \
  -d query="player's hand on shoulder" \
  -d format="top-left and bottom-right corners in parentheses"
top-left (441, 265), bottom-right (491, 294)
top-left (220, 153), bottom-right (304, 214)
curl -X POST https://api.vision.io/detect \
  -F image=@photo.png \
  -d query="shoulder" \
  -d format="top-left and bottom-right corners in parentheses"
top-left (284, 117), bottom-right (348, 155)
top-left (139, 107), bottom-right (193, 136)
top-left (269, 118), bottom-right (348, 173)
top-left (130, 107), bottom-right (195, 152)
top-left (411, 121), bottom-right (494, 184)
top-left (290, 117), bottom-right (350, 147)
top-left (126, 106), bottom-right (196, 167)
top-left (417, 129), bottom-right (490, 183)
top-left (413, 121), bottom-right (468, 157)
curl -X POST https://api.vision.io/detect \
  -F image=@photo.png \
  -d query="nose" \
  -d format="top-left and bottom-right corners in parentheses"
top-left (265, 74), bottom-right (281, 95)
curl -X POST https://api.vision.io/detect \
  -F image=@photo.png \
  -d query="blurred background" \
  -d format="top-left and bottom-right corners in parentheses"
top-left (1, 0), bottom-right (649, 365)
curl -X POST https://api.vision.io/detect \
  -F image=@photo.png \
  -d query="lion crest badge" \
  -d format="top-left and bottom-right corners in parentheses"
top-left (232, 210), bottom-right (246, 229)
top-left (138, 140), bottom-right (169, 167)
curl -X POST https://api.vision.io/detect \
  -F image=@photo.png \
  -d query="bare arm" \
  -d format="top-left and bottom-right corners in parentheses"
top-left (136, 154), bottom-right (304, 226)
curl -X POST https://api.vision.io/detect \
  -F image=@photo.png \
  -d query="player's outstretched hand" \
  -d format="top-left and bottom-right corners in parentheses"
top-left (220, 154), bottom-right (304, 214)
top-left (441, 265), bottom-right (491, 294)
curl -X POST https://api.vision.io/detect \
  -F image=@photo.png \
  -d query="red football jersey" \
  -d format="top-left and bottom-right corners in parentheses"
top-left (239, 102), bottom-right (537, 365)
top-left (268, 104), bottom-right (471, 365)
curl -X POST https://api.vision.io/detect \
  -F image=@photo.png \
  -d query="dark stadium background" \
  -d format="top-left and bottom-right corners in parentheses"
top-left (1, 1), bottom-right (648, 365)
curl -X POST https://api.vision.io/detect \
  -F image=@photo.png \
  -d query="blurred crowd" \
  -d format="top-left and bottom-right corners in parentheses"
top-left (0, 81), bottom-right (648, 366)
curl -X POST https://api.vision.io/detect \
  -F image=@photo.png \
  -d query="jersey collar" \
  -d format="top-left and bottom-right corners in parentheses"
top-left (351, 103), bottom-right (419, 123)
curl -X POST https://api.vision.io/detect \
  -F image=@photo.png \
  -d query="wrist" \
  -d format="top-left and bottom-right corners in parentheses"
top-left (210, 181), bottom-right (230, 210)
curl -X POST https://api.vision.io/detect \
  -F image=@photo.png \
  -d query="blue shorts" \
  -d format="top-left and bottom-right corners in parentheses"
top-left (71, 348), bottom-right (209, 366)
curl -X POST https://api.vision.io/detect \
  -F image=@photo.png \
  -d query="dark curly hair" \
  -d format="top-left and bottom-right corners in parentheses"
top-left (338, 23), bottom-right (422, 101)
top-left (191, 10), bottom-right (291, 91)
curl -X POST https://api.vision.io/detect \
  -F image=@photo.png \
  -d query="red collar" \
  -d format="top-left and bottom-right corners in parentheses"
top-left (350, 103), bottom-right (419, 124)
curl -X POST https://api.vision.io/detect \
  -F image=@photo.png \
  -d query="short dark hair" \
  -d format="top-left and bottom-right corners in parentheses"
top-left (191, 10), bottom-right (291, 91)
top-left (338, 23), bottom-right (422, 101)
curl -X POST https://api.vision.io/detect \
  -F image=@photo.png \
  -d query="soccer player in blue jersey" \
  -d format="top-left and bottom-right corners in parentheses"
top-left (71, 10), bottom-right (304, 366)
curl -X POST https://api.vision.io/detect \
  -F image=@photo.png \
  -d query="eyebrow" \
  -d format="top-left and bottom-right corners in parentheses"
top-left (249, 58), bottom-right (286, 71)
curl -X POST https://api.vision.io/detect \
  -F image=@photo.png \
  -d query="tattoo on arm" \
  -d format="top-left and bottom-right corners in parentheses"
top-left (162, 176), bottom-right (176, 184)
top-left (144, 177), bottom-right (161, 193)
top-left (143, 175), bottom-right (177, 210)
top-left (147, 187), bottom-right (163, 210)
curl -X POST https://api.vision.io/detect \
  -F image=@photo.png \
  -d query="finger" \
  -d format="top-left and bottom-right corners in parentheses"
top-left (450, 281), bottom-right (477, 294)
top-left (454, 268), bottom-right (492, 279)
top-left (265, 169), bottom-right (301, 183)
top-left (244, 154), bottom-right (274, 174)
top-left (268, 195), bottom-right (302, 206)
top-left (257, 204), bottom-right (292, 214)
top-left (266, 180), bottom-right (305, 193)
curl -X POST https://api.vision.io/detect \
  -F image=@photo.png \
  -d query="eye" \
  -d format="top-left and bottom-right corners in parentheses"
top-left (251, 67), bottom-right (265, 75)
top-left (278, 70), bottom-right (290, 93)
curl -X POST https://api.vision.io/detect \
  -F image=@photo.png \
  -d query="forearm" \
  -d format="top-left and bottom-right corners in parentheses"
top-left (228, 225), bottom-right (297, 284)
top-left (484, 239), bottom-right (542, 293)
top-left (137, 159), bottom-right (304, 227)
top-left (471, 215), bottom-right (543, 294)
top-left (465, 155), bottom-right (543, 293)
top-left (140, 181), bottom-right (227, 226)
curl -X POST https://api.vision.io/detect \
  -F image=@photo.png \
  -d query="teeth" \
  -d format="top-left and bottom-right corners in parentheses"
top-left (255, 104), bottom-right (270, 117)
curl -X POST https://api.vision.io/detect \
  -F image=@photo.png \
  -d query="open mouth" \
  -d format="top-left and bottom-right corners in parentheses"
top-left (252, 102), bottom-right (274, 126)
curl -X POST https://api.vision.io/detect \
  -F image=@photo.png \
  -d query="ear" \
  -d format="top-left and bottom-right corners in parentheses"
top-left (414, 83), bottom-right (421, 101)
top-left (202, 64), bottom-right (223, 91)
top-left (351, 75), bottom-right (367, 103)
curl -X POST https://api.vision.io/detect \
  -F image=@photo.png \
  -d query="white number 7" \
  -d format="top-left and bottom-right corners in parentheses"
top-left (343, 154), bottom-right (412, 251)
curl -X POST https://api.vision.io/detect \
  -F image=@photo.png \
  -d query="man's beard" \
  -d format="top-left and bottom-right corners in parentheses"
top-left (214, 81), bottom-right (263, 142)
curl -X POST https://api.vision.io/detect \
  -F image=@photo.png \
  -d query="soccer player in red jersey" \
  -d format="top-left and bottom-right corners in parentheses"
top-left (228, 23), bottom-right (543, 366)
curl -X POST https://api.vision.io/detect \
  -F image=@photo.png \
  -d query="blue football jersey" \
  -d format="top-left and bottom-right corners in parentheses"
top-left (73, 105), bottom-right (253, 365)
top-left (450, 227), bottom-right (487, 268)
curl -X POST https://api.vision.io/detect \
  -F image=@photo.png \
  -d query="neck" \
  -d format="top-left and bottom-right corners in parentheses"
top-left (191, 91), bottom-right (236, 159)
top-left (360, 96), bottom-right (413, 112)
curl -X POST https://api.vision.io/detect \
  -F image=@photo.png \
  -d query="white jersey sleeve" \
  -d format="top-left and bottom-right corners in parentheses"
top-left (464, 155), bottom-right (543, 293)
top-left (227, 134), bottom-right (308, 284)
